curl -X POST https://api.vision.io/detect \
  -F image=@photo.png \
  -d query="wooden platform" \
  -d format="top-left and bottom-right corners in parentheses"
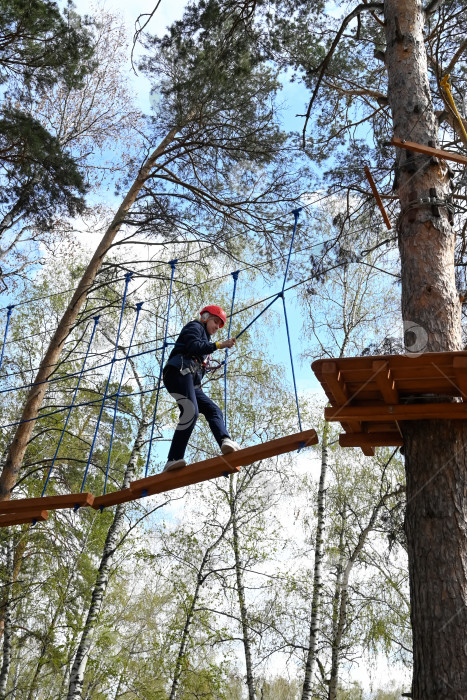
top-left (312, 352), bottom-right (467, 453)
top-left (0, 429), bottom-right (318, 520)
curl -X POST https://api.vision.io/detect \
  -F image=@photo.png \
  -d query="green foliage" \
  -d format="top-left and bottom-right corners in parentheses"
top-left (0, 107), bottom-right (87, 230)
top-left (0, 0), bottom-right (94, 89)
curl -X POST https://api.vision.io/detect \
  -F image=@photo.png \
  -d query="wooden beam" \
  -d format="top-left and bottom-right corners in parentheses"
top-left (339, 432), bottom-right (403, 447)
top-left (325, 402), bottom-right (467, 422)
top-left (0, 510), bottom-right (48, 527)
top-left (130, 429), bottom-right (319, 499)
top-left (452, 356), bottom-right (467, 400)
top-left (322, 362), bottom-right (348, 404)
top-left (392, 137), bottom-right (467, 166)
top-left (372, 360), bottom-right (399, 403)
top-left (92, 489), bottom-right (134, 510)
top-left (321, 362), bottom-right (364, 434)
top-left (364, 166), bottom-right (392, 229)
top-left (0, 492), bottom-right (94, 515)
top-left (131, 459), bottom-right (240, 499)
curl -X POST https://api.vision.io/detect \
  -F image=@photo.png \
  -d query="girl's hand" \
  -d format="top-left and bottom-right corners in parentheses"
top-left (218, 338), bottom-right (236, 349)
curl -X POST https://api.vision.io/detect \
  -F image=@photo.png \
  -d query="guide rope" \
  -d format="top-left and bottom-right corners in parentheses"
top-left (41, 316), bottom-right (100, 498)
top-left (0, 306), bottom-right (14, 373)
top-left (80, 272), bottom-right (133, 493)
top-left (103, 302), bottom-right (143, 496)
top-left (224, 271), bottom-right (240, 432)
top-left (144, 260), bottom-right (177, 477)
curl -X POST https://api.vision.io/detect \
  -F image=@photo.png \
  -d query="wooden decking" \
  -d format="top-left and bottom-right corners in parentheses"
top-left (312, 351), bottom-right (467, 453)
top-left (0, 428), bottom-right (318, 524)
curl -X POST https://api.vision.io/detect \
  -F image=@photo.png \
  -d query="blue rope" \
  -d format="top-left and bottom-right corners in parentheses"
top-left (102, 302), bottom-right (143, 496)
top-left (281, 209), bottom-right (303, 435)
top-left (235, 294), bottom-right (281, 340)
top-left (281, 294), bottom-right (302, 432)
top-left (282, 208), bottom-right (302, 292)
top-left (0, 306), bottom-right (14, 373)
top-left (144, 260), bottom-right (177, 477)
top-left (80, 272), bottom-right (133, 493)
top-left (224, 271), bottom-right (240, 432)
top-left (41, 316), bottom-right (100, 497)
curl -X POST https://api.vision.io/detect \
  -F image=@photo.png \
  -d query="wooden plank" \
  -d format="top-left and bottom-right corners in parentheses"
top-left (131, 429), bottom-right (319, 498)
top-left (361, 446), bottom-right (376, 457)
top-left (452, 356), bottom-right (467, 399)
top-left (391, 137), bottom-right (467, 166)
top-left (340, 432), bottom-right (403, 447)
top-left (0, 510), bottom-right (48, 527)
top-left (364, 166), bottom-right (392, 229)
top-left (325, 403), bottom-right (467, 422)
top-left (131, 460), bottom-right (241, 498)
top-left (372, 361), bottom-right (399, 403)
top-left (92, 489), bottom-right (134, 510)
top-left (0, 492), bottom-right (95, 515)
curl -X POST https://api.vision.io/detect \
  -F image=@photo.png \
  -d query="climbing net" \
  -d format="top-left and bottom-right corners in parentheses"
top-left (0, 210), bottom-right (308, 509)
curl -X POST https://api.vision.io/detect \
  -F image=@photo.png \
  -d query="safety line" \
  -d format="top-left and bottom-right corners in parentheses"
top-left (281, 209), bottom-right (302, 433)
top-left (281, 294), bottom-right (302, 432)
top-left (80, 272), bottom-right (133, 493)
top-left (41, 316), bottom-right (100, 498)
top-left (282, 209), bottom-right (302, 291)
top-left (224, 271), bottom-right (240, 432)
top-left (144, 260), bottom-right (177, 477)
top-left (235, 294), bottom-right (281, 340)
top-left (103, 302), bottom-right (143, 496)
top-left (0, 306), bottom-right (14, 373)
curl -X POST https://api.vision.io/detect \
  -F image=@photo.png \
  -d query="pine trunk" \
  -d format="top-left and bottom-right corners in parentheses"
top-left (301, 423), bottom-right (329, 700)
top-left (384, 0), bottom-right (467, 695)
top-left (66, 419), bottom-right (147, 700)
top-left (0, 125), bottom-right (179, 503)
top-left (230, 475), bottom-right (256, 700)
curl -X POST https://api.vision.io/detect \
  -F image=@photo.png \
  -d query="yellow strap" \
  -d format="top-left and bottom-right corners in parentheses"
top-left (441, 74), bottom-right (467, 144)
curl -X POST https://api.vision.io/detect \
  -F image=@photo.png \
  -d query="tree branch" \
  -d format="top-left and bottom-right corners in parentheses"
top-left (302, 2), bottom-right (384, 146)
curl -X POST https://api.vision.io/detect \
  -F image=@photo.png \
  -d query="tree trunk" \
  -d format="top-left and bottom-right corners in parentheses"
top-left (0, 539), bottom-right (13, 700)
top-left (67, 418), bottom-right (147, 700)
top-left (230, 475), bottom-right (256, 700)
top-left (301, 422), bottom-right (329, 700)
top-left (384, 0), bottom-right (467, 696)
top-left (0, 124), bottom-right (180, 503)
top-left (327, 510), bottom-right (345, 700)
top-left (168, 515), bottom-right (233, 700)
top-left (0, 533), bottom-right (26, 641)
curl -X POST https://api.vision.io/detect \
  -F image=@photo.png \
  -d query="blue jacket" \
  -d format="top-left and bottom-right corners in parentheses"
top-left (165, 320), bottom-right (217, 384)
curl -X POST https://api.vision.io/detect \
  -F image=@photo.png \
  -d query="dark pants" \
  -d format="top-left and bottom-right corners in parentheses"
top-left (163, 366), bottom-right (229, 460)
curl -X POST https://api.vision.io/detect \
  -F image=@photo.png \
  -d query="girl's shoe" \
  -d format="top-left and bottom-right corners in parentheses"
top-left (163, 458), bottom-right (187, 472)
top-left (221, 438), bottom-right (241, 455)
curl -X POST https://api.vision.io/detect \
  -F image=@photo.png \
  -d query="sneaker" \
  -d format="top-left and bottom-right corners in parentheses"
top-left (221, 438), bottom-right (241, 455)
top-left (163, 458), bottom-right (187, 473)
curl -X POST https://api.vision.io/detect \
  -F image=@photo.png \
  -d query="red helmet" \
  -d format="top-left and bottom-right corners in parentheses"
top-left (200, 305), bottom-right (227, 327)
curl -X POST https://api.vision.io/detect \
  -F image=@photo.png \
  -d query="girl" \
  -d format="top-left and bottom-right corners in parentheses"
top-left (162, 305), bottom-right (240, 471)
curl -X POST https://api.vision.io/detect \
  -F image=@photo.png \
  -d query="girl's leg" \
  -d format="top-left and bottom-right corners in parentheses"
top-left (163, 367), bottom-right (199, 460)
top-left (195, 387), bottom-right (229, 447)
